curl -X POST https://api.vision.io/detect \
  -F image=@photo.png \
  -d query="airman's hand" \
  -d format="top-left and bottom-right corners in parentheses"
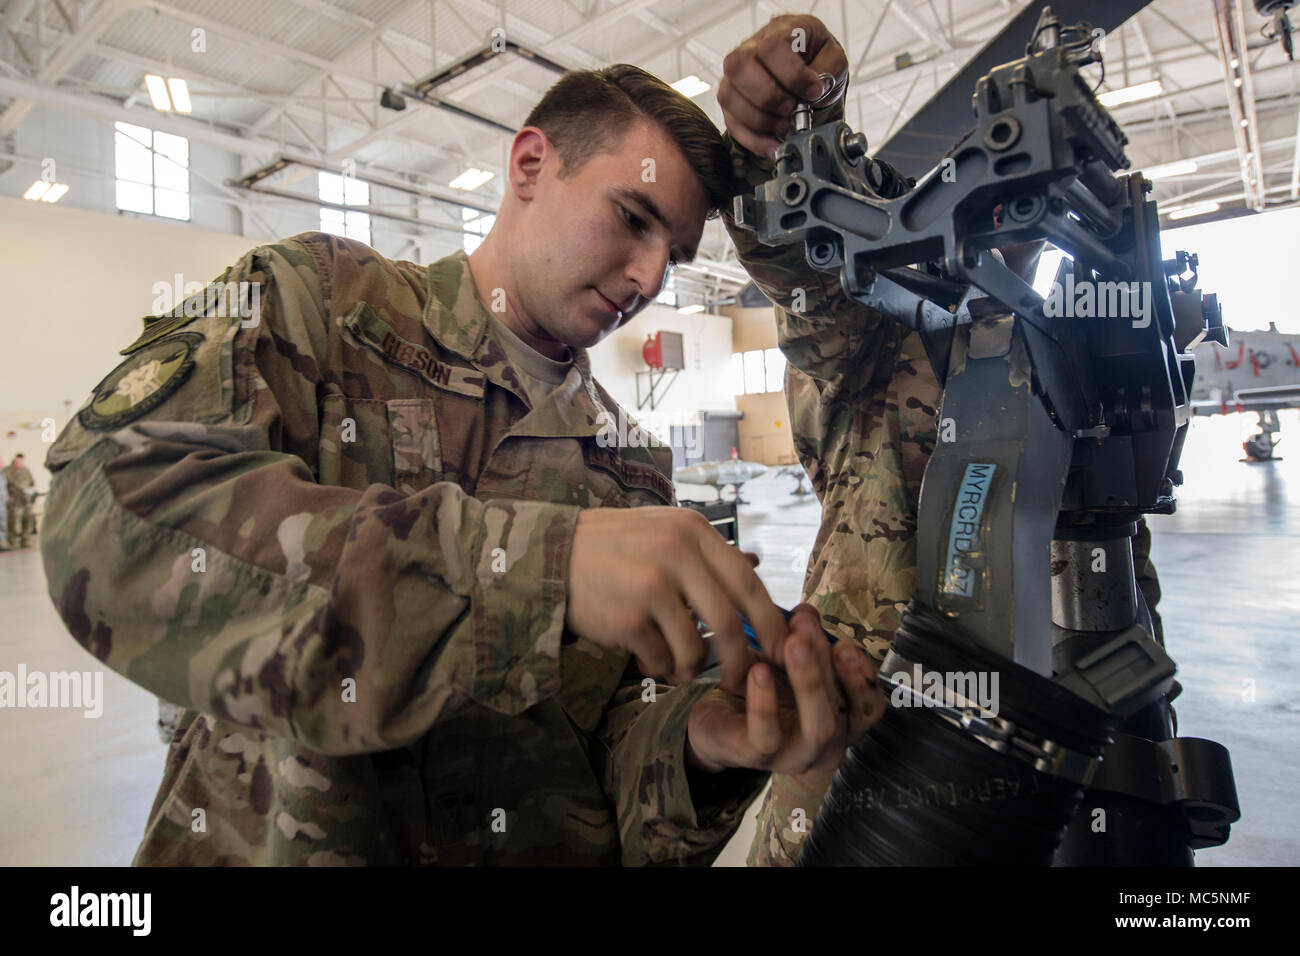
top-left (719, 14), bottom-right (848, 159)
top-left (565, 506), bottom-right (788, 694)
top-left (684, 604), bottom-right (886, 779)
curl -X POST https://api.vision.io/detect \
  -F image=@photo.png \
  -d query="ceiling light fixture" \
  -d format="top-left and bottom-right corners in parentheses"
top-left (144, 74), bottom-right (191, 113)
top-left (1143, 159), bottom-right (1199, 180)
top-left (449, 167), bottom-right (494, 190)
top-left (670, 75), bottom-right (711, 98)
top-left (1097, 79), bottom-right (1164, 107)
top-left (144, 74), bottom-right (171, 111)
top-left (167, 77), bottom-right (192, 114)
top-left (23, 180), bottom-right (69, 202)
top-left (1167, 201), bottom-right (1221, 220)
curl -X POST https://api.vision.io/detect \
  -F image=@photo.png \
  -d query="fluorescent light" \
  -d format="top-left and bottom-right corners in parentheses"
top-left (1167, 201), bottom-right (1220, 220)
top-left (449, 167), bottom-right (494, 190)
top-left (144, 74), bottom-right (171, 111)
top-left (25, 180), bottom-right (69, 202)
top-left (167, 77), bottom-right (192, 114)
top-left (678, 304), bottom-right (705, 314)
top-left (670, 75), bottom-right (711, 98)
top-left (1143, 159), bottom-right (1198, 180)
top-left (1097, 79), bottom-right (1163, 108)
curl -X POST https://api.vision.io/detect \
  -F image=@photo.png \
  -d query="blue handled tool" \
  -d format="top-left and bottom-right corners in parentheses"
top-left (701, 606), bottom-right (839, 652)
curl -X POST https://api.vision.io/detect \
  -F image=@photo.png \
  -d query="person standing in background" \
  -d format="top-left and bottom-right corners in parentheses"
top-left (4, 453), bottom-right (35, 549)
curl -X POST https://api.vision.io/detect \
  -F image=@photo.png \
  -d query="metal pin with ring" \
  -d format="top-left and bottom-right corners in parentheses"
top-left (793, 72), bottom-right (844, 132)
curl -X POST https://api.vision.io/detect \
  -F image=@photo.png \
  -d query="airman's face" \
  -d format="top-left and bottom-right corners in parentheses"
top-left (512, 119), bottom-right (709, 349)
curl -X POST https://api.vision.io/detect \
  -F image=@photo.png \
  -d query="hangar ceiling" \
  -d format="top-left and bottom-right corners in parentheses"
top-left (2, 0), bottom-right (1296, 303)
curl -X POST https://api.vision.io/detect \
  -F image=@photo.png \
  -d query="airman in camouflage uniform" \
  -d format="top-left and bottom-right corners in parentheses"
top-left (41, 64), bottom-right (885, 866)
top-left (40, 235), bottom-right (768, 865)
top-left (718, 14), bottom-right (1168, 866)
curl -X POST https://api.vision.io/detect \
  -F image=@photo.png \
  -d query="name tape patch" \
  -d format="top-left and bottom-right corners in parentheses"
top-left (941, 462), bottom-right (996, 599)
top-left (346, 303), bottom-right (486, 399)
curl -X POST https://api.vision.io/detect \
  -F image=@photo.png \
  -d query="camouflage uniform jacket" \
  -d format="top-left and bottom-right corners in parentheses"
top-left (723, 102), bottom-right (1164, 865)
top-left (40, 232), bottom-right (767, 866)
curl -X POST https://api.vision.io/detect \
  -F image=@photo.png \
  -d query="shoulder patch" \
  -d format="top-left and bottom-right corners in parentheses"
top-left (121, 280), bottom-right (240, 355)
top-left (79, 332), bottom-right (204, 430)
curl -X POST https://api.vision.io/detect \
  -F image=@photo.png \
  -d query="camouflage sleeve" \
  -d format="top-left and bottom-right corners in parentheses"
top-left (39, 239), bottom-right (580, 756)
top-left (745, 772), bottom-right (833, 866)
top-left (1132, 515), bottom-right (1164, 647)
top-left (592, 676), bottom-right (769, 866)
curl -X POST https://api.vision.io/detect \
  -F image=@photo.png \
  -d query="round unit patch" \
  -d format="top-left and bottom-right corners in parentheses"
top-left (78, 331), bottom-right (204, 431)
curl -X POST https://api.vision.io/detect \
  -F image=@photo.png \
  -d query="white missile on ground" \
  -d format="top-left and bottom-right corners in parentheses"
top-left (673, 460), bottom-right (768, 487)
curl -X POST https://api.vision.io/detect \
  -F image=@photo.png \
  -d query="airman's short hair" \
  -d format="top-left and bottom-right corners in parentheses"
top-left (523, 64), bottom-right (733, 217)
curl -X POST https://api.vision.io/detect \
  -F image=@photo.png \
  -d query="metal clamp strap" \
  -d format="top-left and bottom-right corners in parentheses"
top-left (876, 659), bottom-right (1102, 787)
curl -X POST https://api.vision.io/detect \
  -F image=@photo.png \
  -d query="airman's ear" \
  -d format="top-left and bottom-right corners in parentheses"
top-left (509, 127), bottom-right (550, 202)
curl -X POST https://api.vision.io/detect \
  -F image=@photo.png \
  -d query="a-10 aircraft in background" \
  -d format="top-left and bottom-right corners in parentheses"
top-left (1190, 322), bottom-right (1300, 461)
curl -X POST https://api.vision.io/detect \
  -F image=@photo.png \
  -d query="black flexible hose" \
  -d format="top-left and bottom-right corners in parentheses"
top-left (799, 602), bottom-right (1117, 866)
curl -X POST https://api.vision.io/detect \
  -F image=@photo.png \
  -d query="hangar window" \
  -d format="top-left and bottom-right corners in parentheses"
top-left (732, 348), bottom-right (787, 395)
top-left (319, 172), bottom-right (371, 244)
top-left (462, 207), bottom-right (495, 254)
top-left (764, 347), bottom-right (786, 391)
top-left (727, 352), bottom-right (745, 395)
top-left (114, 122), bottom-right (189, 221)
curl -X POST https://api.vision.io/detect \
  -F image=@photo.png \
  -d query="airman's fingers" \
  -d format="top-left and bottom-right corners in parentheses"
top-left (805, 39), bottom-right (849, 95)
top-left (746, 662), bottom-right (784, 763)
top-left (833, 640), bottom-right (886, 738)
top-left (696, 527), bottom-right (789, 671)
top-left (651, 598), bottom-right (709, 687)
top-left (752, 19), bottom-right (829, 99)
top-left (720, 52), bottom-right (798, 119)
top-left (785, 634), bottom-right (837, 768)
top-left (789, 603), bottom-right (840, 713)
top-left (668, 517), bottom-right (758, 694)
top-left (720, 102), bottom-right (782, 159)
